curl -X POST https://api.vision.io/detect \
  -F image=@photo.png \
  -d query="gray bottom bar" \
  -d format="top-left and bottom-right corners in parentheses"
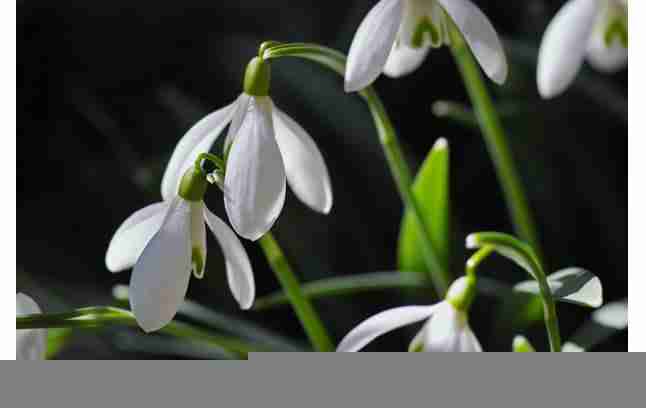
top-left (3, 353), bottom-right (641, 407)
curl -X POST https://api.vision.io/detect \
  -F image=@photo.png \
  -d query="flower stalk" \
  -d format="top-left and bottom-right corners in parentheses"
top-left (448, 26), bottom-right (542, 259)
top-left (263, 42), bottom-right (451, 295)
top-left (258, 232), bottom-right (334, 352)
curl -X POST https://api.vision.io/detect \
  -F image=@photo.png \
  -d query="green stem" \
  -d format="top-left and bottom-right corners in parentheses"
top-left (468, 232), bottom-right (562, 351)
top-left (465, 246), bottom-right (494, 279)
top-left (258, 232), bottom-right (334, 351)
top-left (448, 29), bottom-right (542, 258)
top-left (264, 43), bottom-right (450, 295)
top-left (16, 306), bottom-right (260, 358)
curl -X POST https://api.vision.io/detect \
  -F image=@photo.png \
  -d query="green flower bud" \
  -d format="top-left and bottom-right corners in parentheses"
top-left (178, 166), bottom-right (208, 202)
top-left (243, 57), bottom-right (271, 96)
top-left (445, 275), bottom-right (477, 312)
top-left (512, 335), bottom-right (536, 352)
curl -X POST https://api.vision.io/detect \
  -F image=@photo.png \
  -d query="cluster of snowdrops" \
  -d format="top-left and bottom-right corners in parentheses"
top-left (17, 0), bottom-right (628, 358)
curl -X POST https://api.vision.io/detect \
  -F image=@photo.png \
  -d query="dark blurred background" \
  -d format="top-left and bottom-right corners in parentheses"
top-left (17, 0), bottom-right (627, 357)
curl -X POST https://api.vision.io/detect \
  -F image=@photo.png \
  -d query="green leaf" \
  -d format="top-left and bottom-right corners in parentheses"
top-left (112, 285), bottom-right (306, 352)
top-left (112, 332), bottom-right (236, 360)
top-left (563, 300), bottom-right (628, 352)
top-left (254, 271), bottom-right (428, 310)
top-left (397, 138), bottom-right (450, 277)
top-left (45, 328), bottom-right (73, 359)
top-left (253, 271), bottom-right (510, 310)
top-left (514, 268), bottom-right (602, 308)
top-left (16, 306), bottom-right (263, 358)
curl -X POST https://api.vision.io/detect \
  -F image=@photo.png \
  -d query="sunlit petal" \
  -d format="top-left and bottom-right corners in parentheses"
top-left (384, 42), bottom-right (431, 77)
top-left (224, 97), bottom-right (286, 241)
top-left (586, 29), bottom-right (628, 73)
top-left (537, 0), bottom-right (600, 98)
top-left (16, 293), bottom-right (46, 360)
top-left (224, 93), bottom-right (252, 150)
top-left (337, 305), bottom-right (436, 352)
top-left (105, 202), bottom-right (170, 272)
top-left (423, 301), bottom-right (480, 352)
top-left (438, 0), bottom-right (507, 84)
top-left (130, 198), bottom-right (192, 332)
top-left (203, 205), bottom-right (255, 309)
top-left (161, 101), bottom-right (237, 200)
top-left (273, 106), bottom-right (333, 214)
top-left (345, 0), bottom-right (405, 92)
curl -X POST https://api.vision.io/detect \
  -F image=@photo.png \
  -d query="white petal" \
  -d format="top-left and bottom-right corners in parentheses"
top-left (130, 197), bottom-right (192, 332)
top-left (190, 201), bottom-right (207, 279)
top-left (224, 93), bottom-right (252, 150)
top-left (562, 342), bottom-right (585, 352)
top-left (224, 96), bottom-right (286, 241)
top-left (203, 205), bottom-right (255, 309)
top-left (593, 300), bottom-right (628, 329)
top-left (273, 106), bottom-right (333, 214)
top-left (458, 324), bottom-right (483, 352)
top-left (397, 0), bottom-right (434, 47)
top-left (438, 0), bottom-right (508, 84)
top-left (423, 301), bottom-right (472, 352)
top-left (16, 293), bottom-right (46, 360)
top-left (345, 0), bottom-right (405, 92)
top-left (160, 100), bottom-right (237, 200)
top-left (105, 202), bottom-right (170, 272)
top-left (537, 0), bottom-right (600, 98)
top-left (586, 29), bottom-right (628, 73)
top-left (384, 42), bottom-right (431, 77)
top-left (337, 305), bottom-right (436, 352)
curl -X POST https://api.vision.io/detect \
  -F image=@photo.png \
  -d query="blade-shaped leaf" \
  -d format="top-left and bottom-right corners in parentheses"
top-left (563, 300), bottom-right (627, 351)
top-left (112, 285), bottom-right (305, 351)
top-left (514, 268), bottom-right (602, 308)
top-left (253, 271), bottom-right (510, 310)
top-left (46, 328), bottom-right (73, 359)
top-left (16, 306), bottom-right (263, 358)
top-left (397, 138), bottom-right (450, 277)
top-left (254, 271), bottom-right (428, 310)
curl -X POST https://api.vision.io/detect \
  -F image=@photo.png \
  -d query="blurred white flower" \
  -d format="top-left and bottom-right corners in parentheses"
top-left (537, 0), bottom-right (627, 98)
top-left (161, 94), bottom-right (333, 241)
top-left (345, 0), bottom-right (507, 92)
top-left (16, 293), bottom-right (46, 360)
top-left (337, 277), bottom-right (481, 352)
top-left (106, 191), bottom-right (254, 332)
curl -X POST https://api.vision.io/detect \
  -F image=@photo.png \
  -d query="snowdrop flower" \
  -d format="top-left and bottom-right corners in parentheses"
top-left (345, 0), bottom-right (507, 92)
top-left (106, 165), bottom-right (254, 332)
top-left (337, 276), bottom-right (482, 352)
top-left (537, 0), bottom-right (628, 98)
top-left (16, 293), bottom-right (46, 360)
top-left (161, 57), bottom-right (332, 241)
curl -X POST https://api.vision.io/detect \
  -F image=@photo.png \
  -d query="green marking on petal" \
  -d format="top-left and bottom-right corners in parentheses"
top-left (604, 17), bottom-right (628, 48)
top-left (192, 246), bottom-right (205, 279)
top-left (411, 17), bottom-right (441, 48)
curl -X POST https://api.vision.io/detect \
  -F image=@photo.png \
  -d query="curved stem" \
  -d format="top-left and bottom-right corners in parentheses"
top-left (466, 246), bottom-right (494, 279)
top-left (447, 29), bottom-right (542, 259)
top-left (258, 232), bottom-right (334, 351)
top-left (467, 232), bottom-right (562, 351)
top-left (264, 43), bottom-right (451, 295)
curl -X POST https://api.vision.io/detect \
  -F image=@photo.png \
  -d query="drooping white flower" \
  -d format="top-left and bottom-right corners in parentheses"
top-left (537, 0), bottom-right (627, 98)
top-left (160, 59), bottom-right (333, 241)
top-left (106, 168), bottom-right (255, 332)
top-left (337, 277), bottom-right (482, 352)
top-left (16, 293), bottom-right (46, 360)
top-left (345, 0), bottom-right (508, 92)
